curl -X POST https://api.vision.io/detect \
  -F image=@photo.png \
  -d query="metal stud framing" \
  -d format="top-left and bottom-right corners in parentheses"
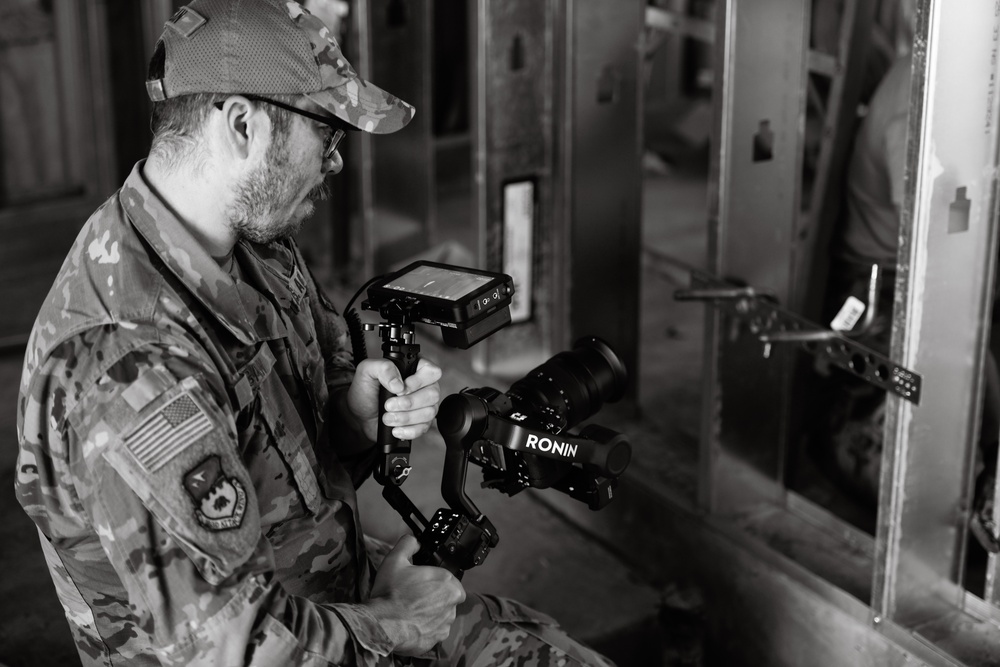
top-left (706, 0), bottom-right (1000, 660)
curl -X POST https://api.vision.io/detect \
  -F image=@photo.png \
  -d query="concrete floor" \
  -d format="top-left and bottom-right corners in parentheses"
top-left (0, 150), bottom-right (711, 666)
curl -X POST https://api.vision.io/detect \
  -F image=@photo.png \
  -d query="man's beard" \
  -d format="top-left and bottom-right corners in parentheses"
top-left (228, 137), bottom-right (330, 245)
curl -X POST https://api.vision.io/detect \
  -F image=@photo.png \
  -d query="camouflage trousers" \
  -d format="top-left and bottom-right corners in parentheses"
top-left (401, 593), bottom-right (615, 667)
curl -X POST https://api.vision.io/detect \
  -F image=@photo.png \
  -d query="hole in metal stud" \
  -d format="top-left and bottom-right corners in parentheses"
top-left (849, 354), bottom-right (866, 374)
top-left (509, 34), bottom-right (525, 71)
top-left (753, 120), bottom-right (774, 162)
top-left (948, 186), bottom-right (971, 234)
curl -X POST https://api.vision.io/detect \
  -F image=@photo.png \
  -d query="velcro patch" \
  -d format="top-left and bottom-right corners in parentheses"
top-left (121, 366), bottom-right (176, 412)
top-left (125, 392), bottom-right (212, 472)
top-left (166, 7), bottom-right (207, 38)
top-left (146, 78), bottom-right (167, 102)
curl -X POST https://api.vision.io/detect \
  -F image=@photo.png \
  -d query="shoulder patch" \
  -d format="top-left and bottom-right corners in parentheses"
top-left (125, 391), bottom-right (212, 472)
top-left (184, 455), bottom-right (247, 530)
top-left (100, 375), bottom-right (260, 584)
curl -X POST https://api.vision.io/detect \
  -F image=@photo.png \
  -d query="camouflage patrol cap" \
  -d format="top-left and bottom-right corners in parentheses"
top-left (145, 0), bottom-right (414, 134)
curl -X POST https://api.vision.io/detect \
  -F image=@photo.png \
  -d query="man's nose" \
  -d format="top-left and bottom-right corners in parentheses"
top-left (323, 150), bottom-right (344, 176)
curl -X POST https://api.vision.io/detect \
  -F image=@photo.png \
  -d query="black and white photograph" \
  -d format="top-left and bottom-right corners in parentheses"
top-left (4, 0), bottom-right (999, 665)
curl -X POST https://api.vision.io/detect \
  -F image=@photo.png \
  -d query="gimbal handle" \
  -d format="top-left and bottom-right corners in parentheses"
top-left (380, 390), bottom-right (498, 580)
top-left (361, 296), bottom-right (500, 578)
top-left (372, 309), bottom-right (420, 486)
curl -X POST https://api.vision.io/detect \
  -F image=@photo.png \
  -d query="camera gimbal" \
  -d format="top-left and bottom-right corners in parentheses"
top-left (353, 262), bottom-right (630, 578)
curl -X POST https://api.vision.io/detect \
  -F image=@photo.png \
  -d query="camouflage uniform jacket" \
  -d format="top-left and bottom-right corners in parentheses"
top-left (15, 161), bottom-right (398, 666)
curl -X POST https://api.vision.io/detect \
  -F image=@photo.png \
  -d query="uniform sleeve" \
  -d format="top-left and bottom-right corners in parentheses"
top-left (66, 344), bottom-right (394, 666)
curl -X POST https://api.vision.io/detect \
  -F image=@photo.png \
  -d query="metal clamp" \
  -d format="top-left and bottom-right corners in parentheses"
top-left (675, 285), bottom-right (778, 305)
top-left (676, 272), bottom-right (922, 404)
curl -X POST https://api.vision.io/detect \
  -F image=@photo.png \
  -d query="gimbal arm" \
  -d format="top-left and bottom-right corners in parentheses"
top-left (436, 387), bottom-right (631, 512)
top-left (483, 418), bottom-right (631, 478)
top-left (436, 392), bottom-right (491, 519)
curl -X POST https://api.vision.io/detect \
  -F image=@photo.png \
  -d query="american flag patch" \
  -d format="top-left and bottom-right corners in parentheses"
top-left (125, 393), bottom-right (213, 472)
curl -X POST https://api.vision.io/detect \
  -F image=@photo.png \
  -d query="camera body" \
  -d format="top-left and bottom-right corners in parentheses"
top-left (458, 385), bottom-right (631, 508)
top-left (421, 337), bottom-right (632, 576)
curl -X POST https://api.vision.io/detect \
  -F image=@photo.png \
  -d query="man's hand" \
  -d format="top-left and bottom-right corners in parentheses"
top-left (347, 358), bottom-right (442, 442)
top-left (368, 535), bottom-right (466, 655)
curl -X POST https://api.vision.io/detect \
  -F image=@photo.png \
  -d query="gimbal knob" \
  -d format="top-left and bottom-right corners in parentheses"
top-left (437, 393), bottom-right (490, 442)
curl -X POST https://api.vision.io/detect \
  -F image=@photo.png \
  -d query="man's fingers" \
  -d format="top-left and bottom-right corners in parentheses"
top-left (351, 358), bottom-right (442, 440)
top-left (387, 422), bottom-right (432, 442)
top-left (372, 358), bottom-right (441, 397)
top-left (357, 359), bottom-right (405, 395)
top-left (402, 358), bottom-right (442, 393)
top-left (358, 358), bottom-right (441, 400)
top-left (383, 405), bottom-right (437, 432)
top-left (384, 387), bottom-right (440, 413)
top-left (356, 358), bottom-right (442, 396)
top-left (377, 364), bottom-right (405, 395)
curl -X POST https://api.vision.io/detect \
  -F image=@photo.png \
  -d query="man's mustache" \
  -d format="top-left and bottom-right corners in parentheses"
top-left (308, 180), bottom-right (331, 202)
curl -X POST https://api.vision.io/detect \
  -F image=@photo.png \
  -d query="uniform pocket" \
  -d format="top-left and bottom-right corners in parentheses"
top-left (255, 375), bottom-right (324, 515)
top-left (480, 594), bottom-right (559, 627)
top-left (235, 340), bottom-right (326, 516)
top-left (244, 613), bottom-right (306, 665)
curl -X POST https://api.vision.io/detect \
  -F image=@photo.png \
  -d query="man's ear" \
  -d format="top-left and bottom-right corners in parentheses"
top-left (217, 96), bottom-right (265, 161)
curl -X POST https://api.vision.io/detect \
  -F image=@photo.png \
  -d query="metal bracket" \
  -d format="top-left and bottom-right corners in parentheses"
top-left (675, 273), bottom-right (922, 404)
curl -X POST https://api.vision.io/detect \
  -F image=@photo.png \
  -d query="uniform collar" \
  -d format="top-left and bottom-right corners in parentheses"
top-left (119, 161), bottom-right (287, 345)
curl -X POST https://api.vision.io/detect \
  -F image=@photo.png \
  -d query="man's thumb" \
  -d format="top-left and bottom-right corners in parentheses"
top-left (386, 534), bottom-right (420, 564)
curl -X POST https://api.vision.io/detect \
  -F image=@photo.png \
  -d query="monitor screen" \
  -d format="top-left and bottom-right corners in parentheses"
top-left (383, 265), bottom-right (493, 302)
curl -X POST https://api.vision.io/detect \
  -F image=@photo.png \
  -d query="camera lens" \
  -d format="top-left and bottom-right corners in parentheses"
top-left (508, 336), bottom-right (627, 429)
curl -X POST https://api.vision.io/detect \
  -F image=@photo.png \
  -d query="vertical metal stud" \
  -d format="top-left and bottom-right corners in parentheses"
top-left (873, 0), bottom-right (1000, 627)
top-left (473, 0), bottom-right (560, 377)
top-left (562, 0), bottom-right (643, 392)
top-left (703, 0), bottom-right (809, 511)
top-left (473, 0), bottom-right (642, 386)
top-left (346, 0), bottom-right (376, 281)
top-left (360, 0), bottom-right (435, 274)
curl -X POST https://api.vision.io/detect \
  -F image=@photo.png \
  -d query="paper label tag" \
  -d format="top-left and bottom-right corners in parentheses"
top-left (830, 295), bottom-right (866, 332)
top-left (503, 181), bottom-right (534, 323)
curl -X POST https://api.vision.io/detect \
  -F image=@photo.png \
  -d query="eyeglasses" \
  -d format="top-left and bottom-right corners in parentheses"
top-left (213, 95), bottom-right (349, 160)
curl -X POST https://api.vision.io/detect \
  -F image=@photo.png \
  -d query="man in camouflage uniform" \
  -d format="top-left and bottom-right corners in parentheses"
top-left (14, 1), bottom-right (615, 665)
